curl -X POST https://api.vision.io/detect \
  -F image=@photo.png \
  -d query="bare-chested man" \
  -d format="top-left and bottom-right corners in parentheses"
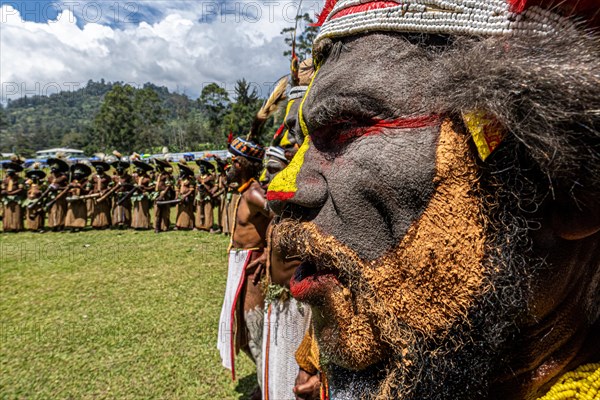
top-left (217, 137), bottom-right (271, 395)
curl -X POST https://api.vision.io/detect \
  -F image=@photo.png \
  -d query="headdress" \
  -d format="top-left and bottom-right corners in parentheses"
top-left (153, 158), bottom-right (172, 172)
top-left (91, 161), bottom-right (111, 172)
top-left (26, 169), bottom-right (46, 180)
top-left (214, 157), bottom-right (228, 174)
top-left (132, 160), bottom-right (154, 172)
top-left (178, 162), bottom-right (194, 177)
top-left (47, 158), bottom-right (70, 173)
top-left (111, 161), bottom-right (130, 170)
top-left (314, 0), bottom-right (600, 46)
top-left (2, 162), bottom-right (24, 172)
top-left (266, 146), bottom-right (289, 164)
top-left (229, 137), bottom-right (265, 162)
top-left (10, 155), bottom-right (25, 165)
top-left (196, 159), bottom-right (216, 172)
top-left (71, 163), bottom-right (92, 177)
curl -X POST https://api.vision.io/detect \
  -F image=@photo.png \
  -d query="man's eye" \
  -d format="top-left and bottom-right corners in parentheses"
top-left (310, 121), bottom-right (368, 147)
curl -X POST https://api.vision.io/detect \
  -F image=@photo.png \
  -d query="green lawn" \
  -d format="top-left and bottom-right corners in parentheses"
top-left (0, 229), bottom-right (256, 399)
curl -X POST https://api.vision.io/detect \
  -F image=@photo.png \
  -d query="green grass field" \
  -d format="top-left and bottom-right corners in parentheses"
top-left (0, 229), bottom-right (256, 399)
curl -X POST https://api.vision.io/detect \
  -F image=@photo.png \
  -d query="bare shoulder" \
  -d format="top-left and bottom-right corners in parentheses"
top-left (244, 181), bottom-right (267, 209)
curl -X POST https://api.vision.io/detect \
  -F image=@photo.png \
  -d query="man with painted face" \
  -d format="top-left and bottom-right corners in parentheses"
top-left (24, 165), bottom-right (46, 232)
top-left (46, 158), bottom-right (70, 231)
top-left (259, 63), bottom-right (318, 399)
top-left (217, 137), bottom-right (272, 397)
top-left (195, 159), bottom-right (216, 232)
top-left (1, 162), bottom-right (25, 232)
top-left (267, 1), bottom-right (600, 399)
top-left (90, 161), bottom-right (112, 229)
top-left (175, 161), bottom-right (195, 230)
top-left (111, 161), bottom-right (134, 229)
top-left (65, 163), bottom-right (91, 232)
top-left (152, 159), bottom-right (174, 233)
top-left (131, 160), bottom-right (154, 230)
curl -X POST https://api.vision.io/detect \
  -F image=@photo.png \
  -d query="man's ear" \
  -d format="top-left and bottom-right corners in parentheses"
top-left (552, 197), bottom-right (600, 240)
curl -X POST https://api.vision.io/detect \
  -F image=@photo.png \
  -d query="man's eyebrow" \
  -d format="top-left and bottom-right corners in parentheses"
top-left (306, 94), bottom-right (395, 129)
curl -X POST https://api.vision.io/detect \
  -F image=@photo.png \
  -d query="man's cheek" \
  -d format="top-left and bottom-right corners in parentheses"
top-left (314, 127), bottom-right (439, 260)
top-left (364, 121), bottom-right (487, 337)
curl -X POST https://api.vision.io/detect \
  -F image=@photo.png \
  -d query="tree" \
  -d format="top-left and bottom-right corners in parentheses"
top-left (281, 13), bottom-right (319, 61)
top-left (0, 104), bottom-right (7, 131)
top-left (133, 87), bottom-right (167, 151)
top-left (198, 83), bottom-right (230, 131)
top-left (234, 79), bottom-right (259, 106)
top-left (223, 79), bottom-right (263, 142)
top-left (93, 83), bottom-right (137, 152)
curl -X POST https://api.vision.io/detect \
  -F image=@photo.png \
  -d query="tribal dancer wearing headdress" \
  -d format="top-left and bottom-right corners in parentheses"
top-left (194, 159), bottom-right (216, 231)
top-left (90, 161), bottom-right (112, 229)
top-left (65, 163), bottom-right (91, 231)
top-left (23, 165), bottom-right (46, 232)
top-left (175, 161), bottom-right (195, 230)
top-left (267, 1), bottom-right (600, 399)
top-left (212, 157), bottom-right (228, 234)
top-left (1, 161), bottom-right (25, 232)
top-left (217, 76), bottom-right (289, 396)
top-left (217, 137), bottom-right (269, 396)
top-left (46, 157), bottom-right (70, 231)
top-left (152, 159), bottom-right (174, 232)
top-left (111, 160), bottom-right (134, 229)
top-left (131, 160), bottom-right (154, 230)
top-left (258, 61), bottom-right (318, 400)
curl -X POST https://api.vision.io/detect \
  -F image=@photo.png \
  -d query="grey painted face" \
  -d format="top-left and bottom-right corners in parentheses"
top-left (262, 157), bottom-right (288, 188)
top-left (273, 34), bottom-right (442, 260)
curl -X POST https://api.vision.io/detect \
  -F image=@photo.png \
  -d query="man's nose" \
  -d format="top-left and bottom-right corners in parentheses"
top-left (266, 139), bottom-right (328, 216)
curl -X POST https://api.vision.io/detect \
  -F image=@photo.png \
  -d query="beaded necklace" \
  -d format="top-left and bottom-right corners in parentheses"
top-left (536, 363), bottom-right (599, 400)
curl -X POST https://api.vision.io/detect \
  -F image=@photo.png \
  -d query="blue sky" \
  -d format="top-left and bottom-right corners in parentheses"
top-left (0, 0), bottom-right (323, 101)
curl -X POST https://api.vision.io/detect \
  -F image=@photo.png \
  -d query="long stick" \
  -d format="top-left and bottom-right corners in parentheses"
top-left (27, 186), bottom-right (52, 209)
top-left (156, 199), bottom-right (180, 206)
top-left (67, 193), bottom-right (101, 202)
top-left (97, 183), bottom-right (121, 203)
top-left (116, 185), bottom-right (140, 206)
top-left (44, 186), bottom-right (70, 210)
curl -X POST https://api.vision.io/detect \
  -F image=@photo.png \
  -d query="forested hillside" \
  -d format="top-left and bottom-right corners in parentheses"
top-left (0, 79), bottom-right (272, 157)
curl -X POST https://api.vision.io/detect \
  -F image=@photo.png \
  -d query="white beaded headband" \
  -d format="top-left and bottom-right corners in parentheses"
top-left (315, 0), bottom-right (575, 44)
top-left (266, 146), bottom-right (288, 163)
top-left (288, 86), bottom-right (309, 100)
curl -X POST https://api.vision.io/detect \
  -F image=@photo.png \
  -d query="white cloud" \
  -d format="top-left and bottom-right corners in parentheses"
top-left (0, 1), bottom-right (322, 102)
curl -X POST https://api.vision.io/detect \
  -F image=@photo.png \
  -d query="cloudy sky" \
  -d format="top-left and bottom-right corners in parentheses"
top-left (0, 0), bottom-right (323, 102)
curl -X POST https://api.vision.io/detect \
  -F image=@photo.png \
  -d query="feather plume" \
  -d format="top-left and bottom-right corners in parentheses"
top-left (314, 0), bottom-right (337, 26)
top-left (247, 76), bottom-right (289, 142)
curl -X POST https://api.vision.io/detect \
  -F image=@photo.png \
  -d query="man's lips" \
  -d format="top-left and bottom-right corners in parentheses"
top-left (290, 261), bottom-right (340, 302)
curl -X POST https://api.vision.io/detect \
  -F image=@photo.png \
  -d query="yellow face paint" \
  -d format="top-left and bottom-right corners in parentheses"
top-left (280, 99), bottom-right (296, 148)
top-left (259, 167), bottom-right (268, 183)
top-left (462, 111), bottom-right (505, 161)
top-left (266, 138), bottom-right (311, 200)
top-left (266, 67), bottom-right (320, 201)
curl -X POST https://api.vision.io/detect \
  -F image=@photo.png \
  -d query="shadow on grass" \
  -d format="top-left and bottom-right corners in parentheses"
top-left (235, 373), bottom-right (259, 399)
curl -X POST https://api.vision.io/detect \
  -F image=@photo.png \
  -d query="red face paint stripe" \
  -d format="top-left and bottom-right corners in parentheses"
top-left (336, 114), bottom-right (441, 144)
top-left (266, 191), bottom-right (296, 201)
top-left (273, 123), bottom-right (286, 140)
top-left (330, 1), bottom-right (400, 20)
